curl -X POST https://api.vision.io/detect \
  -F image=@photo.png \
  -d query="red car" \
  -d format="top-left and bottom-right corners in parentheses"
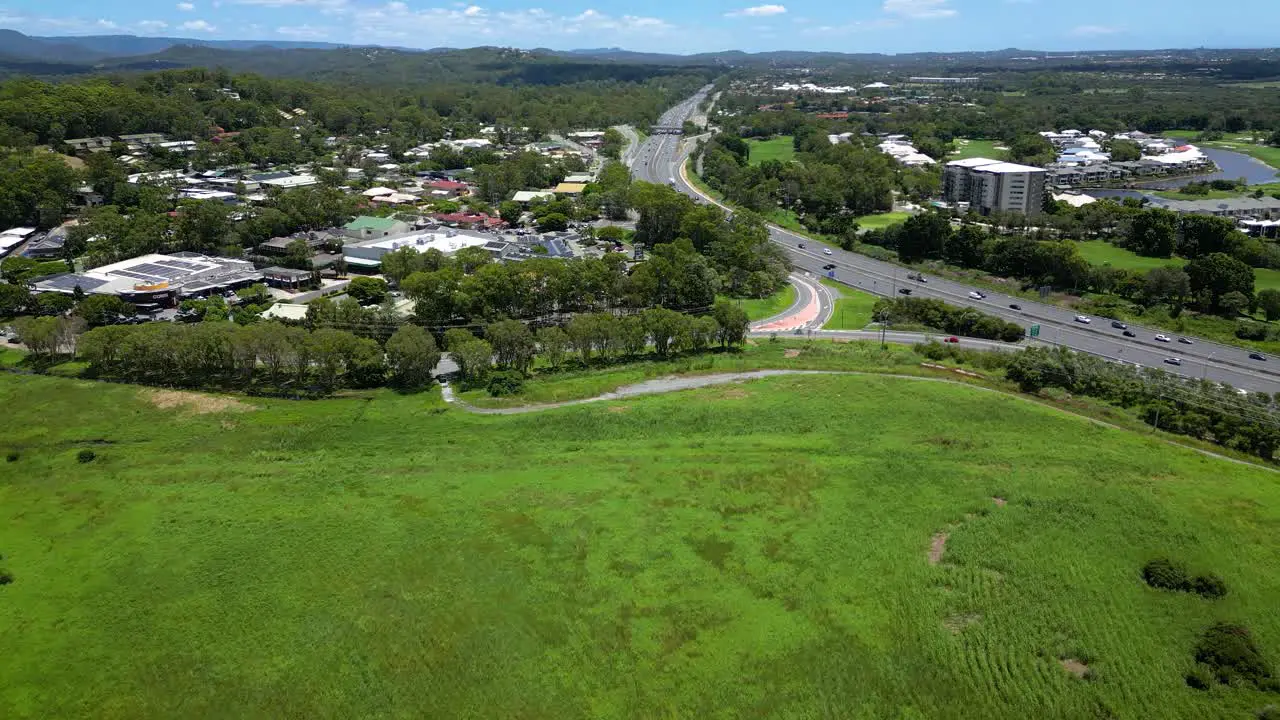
top-left (943, 336), bottom-right (959, 343)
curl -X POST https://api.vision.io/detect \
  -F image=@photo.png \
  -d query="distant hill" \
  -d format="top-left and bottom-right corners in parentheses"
top-left (30, 34), bottom-right (352, 58)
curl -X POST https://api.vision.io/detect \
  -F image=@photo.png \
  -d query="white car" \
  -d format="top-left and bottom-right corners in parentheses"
top-left (823, 248), bottom-right (833, 255)
top-left (1154, 334), bottom-right (1171, 342)
top-left (1074, 315), bottom-right (1091, 324)
top-left (967, 291), bottom-right (984, 300)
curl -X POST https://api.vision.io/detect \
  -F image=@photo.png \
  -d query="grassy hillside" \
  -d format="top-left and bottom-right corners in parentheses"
top-left (3, 369), bottom-right (1280, 718)
top-left (747, 135), bottom-right (796, 165)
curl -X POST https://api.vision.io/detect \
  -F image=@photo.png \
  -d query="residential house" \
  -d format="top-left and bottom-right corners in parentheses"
top-left (343, 216), bottom-right (411, 240)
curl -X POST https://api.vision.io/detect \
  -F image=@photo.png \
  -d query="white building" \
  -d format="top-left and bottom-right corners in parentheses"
top-left (944, 158), bottom-right (1047, 217)
top-left (343, 229), bottom-right (491, 269)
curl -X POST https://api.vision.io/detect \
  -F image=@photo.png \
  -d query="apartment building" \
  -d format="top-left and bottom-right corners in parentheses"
top-left (943, 158), bottom-right (1047, 217)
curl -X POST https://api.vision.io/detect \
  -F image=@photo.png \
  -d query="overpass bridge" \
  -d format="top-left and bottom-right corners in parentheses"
top-left (649, 125), bottom-right (683, 135)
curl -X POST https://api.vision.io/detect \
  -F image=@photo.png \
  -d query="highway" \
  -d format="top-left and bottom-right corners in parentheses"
top-left (629, 89), bottom-right (1280, 394)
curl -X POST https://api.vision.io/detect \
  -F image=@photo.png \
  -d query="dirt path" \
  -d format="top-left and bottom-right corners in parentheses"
top-left (440, 369), bottom-right (1278, 473)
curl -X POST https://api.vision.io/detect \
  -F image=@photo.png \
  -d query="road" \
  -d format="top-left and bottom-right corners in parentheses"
top-left (628, 88), bottom-right (1280, 394)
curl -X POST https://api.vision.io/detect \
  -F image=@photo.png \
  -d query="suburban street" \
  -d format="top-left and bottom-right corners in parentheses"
top-left (629, 90), bottom-right (1280, 394)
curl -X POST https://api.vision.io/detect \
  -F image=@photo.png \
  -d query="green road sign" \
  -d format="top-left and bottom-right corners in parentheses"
top-left (1029, 324), bottom-right (1040, 337)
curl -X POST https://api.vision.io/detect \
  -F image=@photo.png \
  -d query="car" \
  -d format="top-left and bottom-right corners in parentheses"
top-left (1074, 315), bottom-right (1091, 324)
top-left (1177, 337), bottom-right (1193, 345)
top-left (823, 248), bottom-right (833, 255)
top-left (1110, 320), bottom-right (1127, 329)
top-left (898, 288), bottom-right (913, 295)
top-left (797, 242), bottom-right (805, 248)
top-left (916, 276), bottom-right (928, 283)
top-left (968, 291), bottom-right (984, 300)
top-left (1009, 303), bottom-right (1021, 310)
top-left (943, 336), bottom-right (959, 343)
top-left (1164, 357), bottom-right (1182, 366)
top-left (1154, 334), bottom-right (1171, 342)
top-left (1123, 330), bottom-right (1136, 338)
top-left (822, 263), bottom-right (836, 270)
top-left (1250, 352), bottom-right (1267, 361)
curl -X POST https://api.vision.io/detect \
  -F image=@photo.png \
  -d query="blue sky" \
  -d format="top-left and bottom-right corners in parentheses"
top-left (1, 0), bottom-right (1277, 55)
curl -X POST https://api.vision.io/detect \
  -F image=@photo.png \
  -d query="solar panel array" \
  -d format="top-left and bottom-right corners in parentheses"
top-left (39, 274), bottom-right (109, 292)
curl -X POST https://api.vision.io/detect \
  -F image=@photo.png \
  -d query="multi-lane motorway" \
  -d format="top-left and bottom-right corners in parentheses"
top-left (629, 88), bottom-right (1280, 394)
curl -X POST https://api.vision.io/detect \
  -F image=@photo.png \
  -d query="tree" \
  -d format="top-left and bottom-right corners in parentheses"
top-left (897, 212), bottom-right (952, 263)
top-left (642, 307), bottom-right (684, 357)
top-left (443, 328), bottom-right (477, 351)
top-left (498, 200), bottom-right (522, 226)
top-left (0, 283), bottom-right (32, 317)
top-left (74, 295), bottom-right (135, 327)
top-left (536, 325), bottom-right (569, 369)
top-left (944, 224), bottom-right (987, 268)
top-left (1007, 134), bottom-right (1054, 165)
top-left (385, 324), bottom-right (440, 389)
top-left (283, 238), bottom-right (314, 270)
top-left (1257, 289), bottom-right (1280, 321)
top-left (712, 300), bottom-right (749, 348)
top-left (1186, 252), bottom-right (1255, 312)
top-left (536, 212), bottom-right (569, 232)
top-left (1143, 266), bottom-right (1192, 307)
top-left (347, 276), bottom-right (389, 306)
top-left (1126, 208), bottom-right (1177, 258)
top-left (1107, 139), bottom-right (1142, 162)
top-left (486, 319), bottom-right (536, 374)
top-left (452, 339), bottom-right (493, 382)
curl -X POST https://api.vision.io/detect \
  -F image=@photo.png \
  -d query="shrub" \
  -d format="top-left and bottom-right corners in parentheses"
top-left (486, 370), bottom-right (526, 397)
top-left (77, 449), bottom-right (96, 463)
top-left (1186, 663), bottom-right (1215, 690)
top-left (1192, 573), bottom-right (1229, 600)
top-left (1259, 706), bottom-right (1280, 720)
top-left (1195, 623), bottom-right (1272, 688)
top-left (1142, 557), bottom-right (1190, 592)
top-left (0, 569), bottom-right (12, 585)
top-left (5, 451), bottom-right (16, 462)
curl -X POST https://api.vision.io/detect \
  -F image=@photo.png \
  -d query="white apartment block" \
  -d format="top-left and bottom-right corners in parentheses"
top-left (943, 158), bottom-right (1047, 217)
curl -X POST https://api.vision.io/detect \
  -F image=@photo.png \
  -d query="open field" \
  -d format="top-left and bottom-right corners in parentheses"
top-left (720, 283), bottom-right (797, 322)
top-left (1151, 188), bottom-right (1244, 200)
top-left (747, 135), bottom-right (796, 165)
top-left (3, 369), bottom-right (1280, 719)
top-left (856, 211), bottom-right (911, 229)
top-left (949, 139), bottom-right (1005, 161)
top-left (1074, 240), bottom-right (1188, 272)
top-left (820, 278), bottom-right (881, 330)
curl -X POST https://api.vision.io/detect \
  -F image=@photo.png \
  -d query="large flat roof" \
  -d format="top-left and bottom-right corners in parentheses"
top-left (973, 162), bottom-right (1046, 174)
top-left (946, 157), bottom-right (1003, 169)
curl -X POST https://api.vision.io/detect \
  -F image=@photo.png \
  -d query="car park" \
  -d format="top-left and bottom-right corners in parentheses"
top-left (1154, 334), bottom-right (1171, 342)
top-left (1074, 315), bottom-right (1091, 324)
top-left (1164, 357), bottom-right (1182, 366)
top-left (1250, 352), bottom-right (1267, 361)
top-left (1110, 321), bottom-right (1127, 329)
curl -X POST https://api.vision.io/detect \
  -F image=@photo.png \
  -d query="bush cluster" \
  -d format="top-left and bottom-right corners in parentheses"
top-left (1190, 623), bottom-right (1275, 690)
top-left (76, 449), bottom-right (96, 463)
top-left (873, 297), bottom-right (1025, 342)
top-left (1141, 558), bottom-right (1228, 599)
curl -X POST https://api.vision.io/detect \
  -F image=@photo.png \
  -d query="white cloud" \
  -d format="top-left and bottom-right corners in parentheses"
top-left (95, 18), bottom-right (119, 29)
top-left (177, 2), bottom-right (196, 10)
top-left (180, 19), bottom-right (217, 31)
top-left (235, 0), bottom-right (348, 10)
top-left (138, 20), bottom-right (170, 31)
top-left (882, 0), bottom-right (956, 19)
top-left (726, 4), bottom-right (786, 17)
top-left (346, 4), bottom-right (676, 46)
top-left (462, 5), bottom-right (483, 16)
top-left (277, 23), bottom-right (330, 38)
top-left (1070, 24), bottom-right (1121, 36)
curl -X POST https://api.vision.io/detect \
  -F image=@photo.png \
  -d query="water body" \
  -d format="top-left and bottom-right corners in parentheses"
top-left (1081, 142), bottom-right (1279, 199)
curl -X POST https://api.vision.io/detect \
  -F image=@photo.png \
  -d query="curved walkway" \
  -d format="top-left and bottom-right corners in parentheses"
top-left (751, 273), bottom-right (834, 333)
top-left (439, 369), bottom-right (1276, 473)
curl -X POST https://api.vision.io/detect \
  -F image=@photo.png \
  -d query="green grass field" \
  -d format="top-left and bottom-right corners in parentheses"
top-left (3, 369), bottom-right (1280, 719)
top-left (855, 211), bottom-right (911, 230)
top-left (949, 139), bottom-right (1006, 161)
top-left (1074, 240), bottom-right (1188, 272)
top-left (747, 136), bottom-right (796, 165)
top-left (720, 283), bottom-right (797, 322)
top-left (820, 279), bottom-right (881, 330)
top-left (1151, 188), bottom-right (1243, 200)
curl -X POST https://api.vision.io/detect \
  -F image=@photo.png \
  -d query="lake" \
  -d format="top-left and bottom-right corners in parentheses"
top-left (1081, 142), bottom-right (1278, 199)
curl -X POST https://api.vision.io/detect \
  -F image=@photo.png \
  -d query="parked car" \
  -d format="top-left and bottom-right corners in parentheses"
top-left (1074, 315), bottom-right (1091, 324)
top-left (1110, 320), bottom-right (1127, 329)
top-left (1164, 357), bottom-right (1183, 366)
top-left (943, 336), bottom-right (959, 343)
top-left (1154, 334), bottom-right (1171, 342)
top-left (823, 248), bottom-right (833, 255)
top-left (1123, 330), bottom-right (1136, 338)
top-left (1250, 352), bottom-right (1267, 361)
top-left (898, 288), bottom-right (912, 295)
top-left (1008, 303), bottom-right (1021, 311)
top-left (1177, 337), bottom-right (1193, 345)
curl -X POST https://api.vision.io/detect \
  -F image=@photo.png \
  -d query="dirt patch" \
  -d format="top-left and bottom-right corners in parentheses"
top-left (783, 349), bottom-right (801, 358)
top-left (607, 405), bottom-right (630, 413)
top-left (993, 496), bottom-right (1007, 507)
top-left (928, 532), bottom-right (948, 565)
top-left (1060, 658), bottom-right (1089, 678)
top-left (143, 389), bottom-right (255, 415)
top-left (943, 613), bottom-right (981, 634)
top-left (716, 387), bottom-right (750, 400)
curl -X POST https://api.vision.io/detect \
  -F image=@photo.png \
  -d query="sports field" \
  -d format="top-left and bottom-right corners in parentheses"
top-left (747, 136), bottom-right (796, 165)
top-left (3, 367), bottom-right (1280, 719)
